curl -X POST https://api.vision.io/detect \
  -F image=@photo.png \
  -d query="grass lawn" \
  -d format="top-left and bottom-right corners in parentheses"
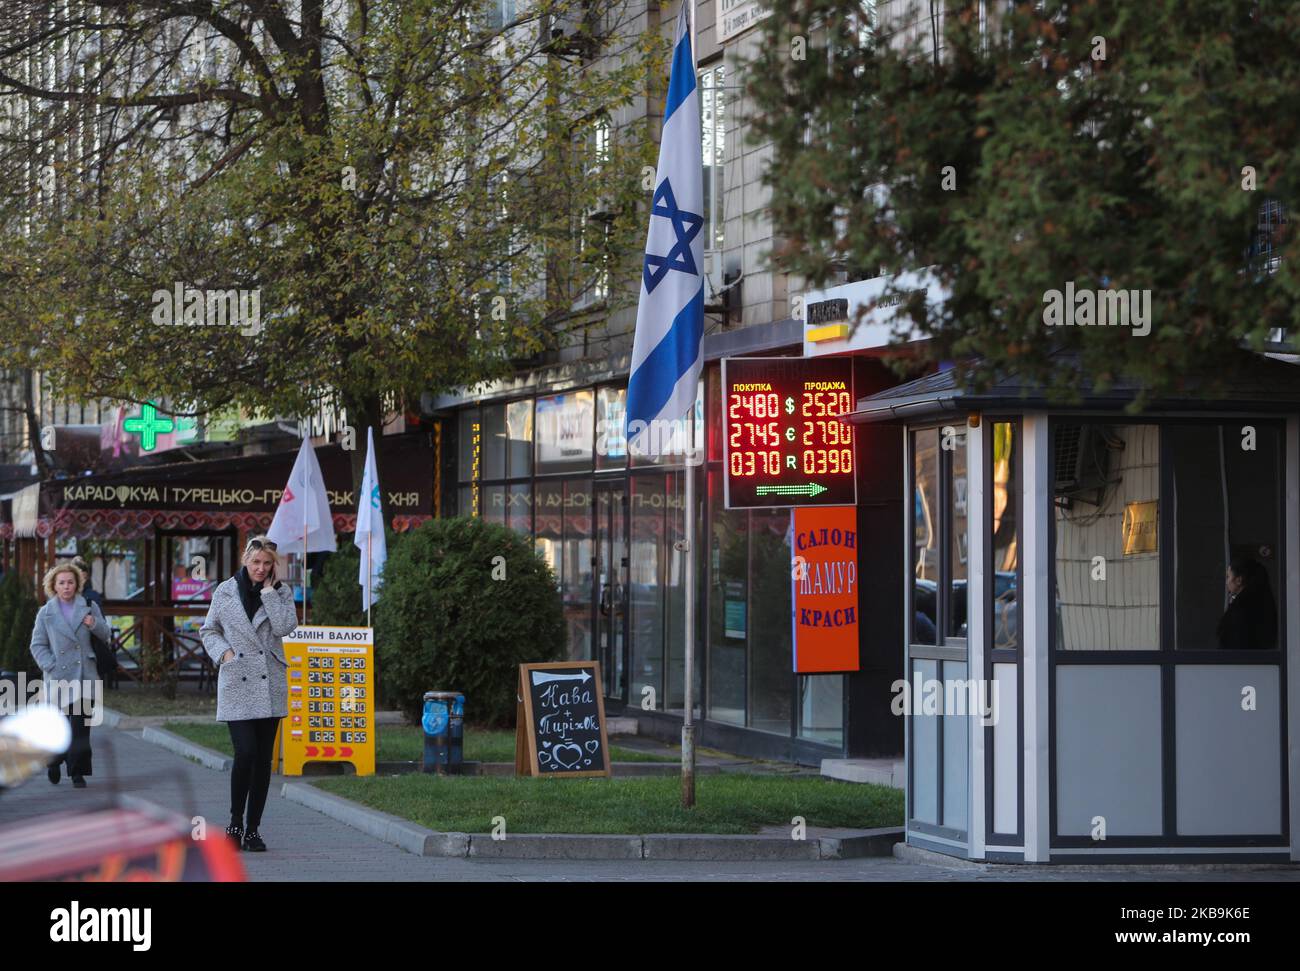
top-left (106, 686), bottom-right (217, 717)
top-left (160, 722), bottom-right (672, 765)
top-left (313, 773), bottom-right (904, 834)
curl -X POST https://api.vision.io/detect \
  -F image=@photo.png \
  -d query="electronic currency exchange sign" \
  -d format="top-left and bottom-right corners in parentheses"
top-left (722, 357), bottom-right (857, 509)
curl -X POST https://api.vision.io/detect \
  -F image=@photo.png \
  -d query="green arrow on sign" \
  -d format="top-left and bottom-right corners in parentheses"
top-left (755, 482), bottom-right (828, 497)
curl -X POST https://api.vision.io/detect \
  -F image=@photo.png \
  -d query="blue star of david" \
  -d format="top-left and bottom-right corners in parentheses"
top-left (643, 178), bottom-right (702, 294)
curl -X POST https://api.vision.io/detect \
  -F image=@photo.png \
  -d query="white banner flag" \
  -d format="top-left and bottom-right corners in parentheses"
top-left (354, 427), bottom-right (387, 610)
top-left (267, 435), bottom-right (337, 552)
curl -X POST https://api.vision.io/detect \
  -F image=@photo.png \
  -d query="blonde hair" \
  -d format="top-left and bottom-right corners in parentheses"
top-left (242, 535), bottom-right (282, 571)
top-left (43, 563), bottom-right (85, 598)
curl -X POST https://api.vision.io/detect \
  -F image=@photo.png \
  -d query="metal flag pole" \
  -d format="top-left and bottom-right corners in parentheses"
top-left (678, 0), bottom-right (700, 812)
top-left (367, 533), bottom-right (372, 627)
top-left (301, 527), bottom-right (307, 625)
top-left (681, 415), bottom-right (697, 808)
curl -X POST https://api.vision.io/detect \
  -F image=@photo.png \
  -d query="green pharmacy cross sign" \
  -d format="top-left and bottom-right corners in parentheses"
top-left (756, 483), bottom-right (828, 498)
top-left (123, 402), bottom-right (174, 452)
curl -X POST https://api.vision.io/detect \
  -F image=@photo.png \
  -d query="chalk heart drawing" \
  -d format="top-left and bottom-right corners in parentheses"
top-left (538, 751), bottom-right (552, 765)
top-left (583, 759), bottom-right (591, 766)
top-left (585, 741), bottom-right (599, 754)
top-left (552, 742), bottom-right (583, 770)
top-left (541, 740), bottom-right (551, 748)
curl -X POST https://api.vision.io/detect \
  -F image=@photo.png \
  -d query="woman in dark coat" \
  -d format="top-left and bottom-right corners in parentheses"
top-left (29, 563), bottom-right (111, 788)
top-left (1217, 556), bottom-right (1278, 650)
top-left (199, 536), bottom-right (298, 852)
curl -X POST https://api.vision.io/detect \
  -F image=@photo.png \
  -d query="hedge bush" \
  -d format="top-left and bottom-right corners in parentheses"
top-left (0, 571), bottom-right (40, 675)
top-left (374, 517), bottom-right (564, 728)
top-left (311, 543), bottom-right (366, 629)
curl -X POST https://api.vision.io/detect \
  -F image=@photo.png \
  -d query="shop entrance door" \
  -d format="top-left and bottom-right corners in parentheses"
top-left (594, 480), bottom-right (629, 706)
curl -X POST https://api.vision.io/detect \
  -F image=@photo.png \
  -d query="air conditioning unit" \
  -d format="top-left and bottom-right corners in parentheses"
top-left (540, 2), bottom-right (595, 56)
top-left (1053, 424), bottom-right (1119, 508)
top-left (702, 251), bottom-right (724, 311)
top-left (585, 170), bottom-right (616, 222)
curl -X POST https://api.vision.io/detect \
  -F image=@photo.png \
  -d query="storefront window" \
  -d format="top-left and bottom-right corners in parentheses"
top-left (629, 475), bottom-right (667, 709)
top-left (507, 483), bottom-right (532, 536)
top-left (596, 386), bottom-right (627, 470)
top-left (482, 485), bottom-right (506, 525)
top-left (1054, 423), bottom-right (1159, 651)
top-left (664, 468), bottom-right (700, 715)
top-left (536, 391), bottom-right (594, 474)
top-left (750, 508), bottom-right (793, 735)
top-left (534, 482), bottom-right (563, 586)
top-left (708, 467), bottom-right (747, 726)
top-left (482, 404), bottom-right (507, 480)
top-left (562, 480), bottom-right (593, 660)
top-left (506, 399), bottom-right (533, 477)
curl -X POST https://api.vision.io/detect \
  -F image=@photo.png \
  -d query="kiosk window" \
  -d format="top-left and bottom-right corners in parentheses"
top-left (1168, 422), bottom-right (1281, 651)
top-left (911, 428), bottom-right (940, 645)
top-left (990, 422), bottom-right (1019, 651)
top-left (1053, 423), bottom-right (1159, 651)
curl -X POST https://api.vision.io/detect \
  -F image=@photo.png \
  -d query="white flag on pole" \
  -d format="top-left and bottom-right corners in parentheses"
top-left (354, 427), bottom-right (387, 610)
top-left (267, 435), bottom-right (337, 552)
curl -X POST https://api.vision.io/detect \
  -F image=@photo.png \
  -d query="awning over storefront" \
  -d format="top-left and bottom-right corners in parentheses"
top-left (1, 432), bottom-right (436, 541)
top-left (845, 350), bottom-right (1300, 425)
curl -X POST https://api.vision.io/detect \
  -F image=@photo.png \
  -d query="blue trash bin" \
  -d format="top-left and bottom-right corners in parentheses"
top-left (422, 691), bottom-right (466, 775)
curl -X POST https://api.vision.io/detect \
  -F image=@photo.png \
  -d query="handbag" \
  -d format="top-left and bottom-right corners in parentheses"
top-left (85, 605), bottom-right (116, 680)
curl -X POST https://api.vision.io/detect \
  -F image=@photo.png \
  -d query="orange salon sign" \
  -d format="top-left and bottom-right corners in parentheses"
top-left (792, 505), bottom-right (860, 673)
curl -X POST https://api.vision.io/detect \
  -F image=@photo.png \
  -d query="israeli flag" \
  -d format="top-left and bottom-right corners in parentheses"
top-left (625, 3), bottom-right (703, 458)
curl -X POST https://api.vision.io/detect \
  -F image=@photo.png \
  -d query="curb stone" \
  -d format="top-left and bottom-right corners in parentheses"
top-left (140, 726), bottom-right (233, 771)
top-left (469, 834), bottom-right (643, 860)
top-left (374, 760), bottom-right (720, 777)
top-left (281, 779), bottom-right (900, 861)
top-left (102, 707), bottom-right (219, 730)
top-left (100, 707), bottom-right (142, 730)
top-left (281, 781), bottom-right (469, 856)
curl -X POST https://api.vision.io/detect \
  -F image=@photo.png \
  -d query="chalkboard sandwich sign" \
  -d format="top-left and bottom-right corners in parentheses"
top-left (515, 662), bottom-right (611, 778)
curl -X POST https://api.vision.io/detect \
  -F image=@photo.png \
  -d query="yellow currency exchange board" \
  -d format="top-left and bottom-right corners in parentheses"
top-left (280, 626), bottom-right (375, 777)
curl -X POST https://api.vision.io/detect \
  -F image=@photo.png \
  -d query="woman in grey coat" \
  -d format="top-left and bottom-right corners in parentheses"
top-left (200, 536), bottom-right (298, 852)
top-left (29, 563), bottom-right (112, 788)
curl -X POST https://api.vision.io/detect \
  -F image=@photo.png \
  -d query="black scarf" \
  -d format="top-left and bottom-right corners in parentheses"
top-left (234, 566), bottom-right (263, 623)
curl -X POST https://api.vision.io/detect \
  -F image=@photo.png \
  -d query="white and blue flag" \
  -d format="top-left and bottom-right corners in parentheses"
top-left (626, 3), bottom-right (703, 458)
top-left (354, 427), bottom-right (387, 611)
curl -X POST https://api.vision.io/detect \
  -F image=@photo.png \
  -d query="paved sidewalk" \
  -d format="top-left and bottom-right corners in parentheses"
top-left (2, 726), bottom-right (1298, 882)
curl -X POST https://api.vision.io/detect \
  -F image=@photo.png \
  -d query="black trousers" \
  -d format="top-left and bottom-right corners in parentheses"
top-left (49, 704), bottom-right (93, 777)
top-left (228, 717), bottom-right (279, 829)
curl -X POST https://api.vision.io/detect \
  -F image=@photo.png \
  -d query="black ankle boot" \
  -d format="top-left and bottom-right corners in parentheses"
top-left (47, 763), bottom-right (60, 785)
top-left (225, 822), bottom-right (244, 845)
top-left (242, 828), bottom-right (266, 852)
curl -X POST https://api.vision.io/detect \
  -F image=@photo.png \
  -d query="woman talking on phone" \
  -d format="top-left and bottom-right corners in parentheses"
top-left (200, 536), bottom-right (298, 852)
